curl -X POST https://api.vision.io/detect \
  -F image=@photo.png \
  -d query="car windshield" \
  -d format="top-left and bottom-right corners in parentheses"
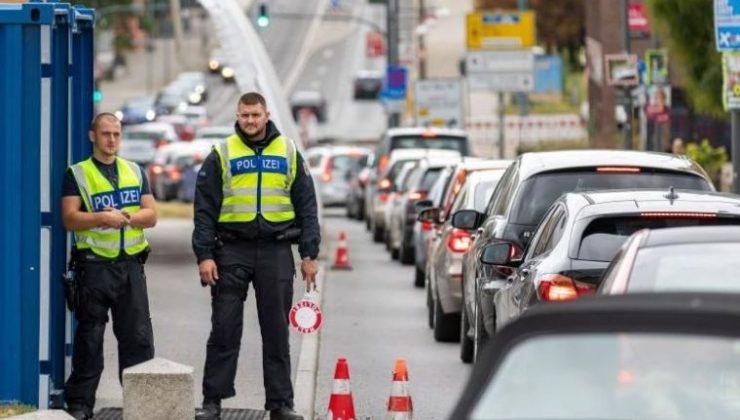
top-left (578, 216), bottom-right (740, 262)
top-left (474, 181), bottom-right (498, 212)
top-left (419, 168), bottom-right (442, 191)
top-left (510, 171), bottom-right (710, 225)
top-left (472, 333), bottom-right (740, 419)
top-left (331, 154), bottom-right (365, 176)
top-left (391, 135), bottom-right (468, 155)
top-left (627, 243), bottom-right (740, 292)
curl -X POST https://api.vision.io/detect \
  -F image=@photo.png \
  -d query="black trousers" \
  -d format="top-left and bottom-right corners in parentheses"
top-left (64, 258), bottom-right (155, 412)
top-left (202, 240), bottom-right (295, 411)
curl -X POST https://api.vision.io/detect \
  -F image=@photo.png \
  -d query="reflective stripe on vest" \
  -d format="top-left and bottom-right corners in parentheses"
top-left (216, 134), bottom-right (297, 223)
top-left (70, 158), bottom-right (149, 258)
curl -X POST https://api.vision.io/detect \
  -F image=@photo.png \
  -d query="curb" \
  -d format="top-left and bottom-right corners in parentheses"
top-left (293, 262), bottom-right (326, 420)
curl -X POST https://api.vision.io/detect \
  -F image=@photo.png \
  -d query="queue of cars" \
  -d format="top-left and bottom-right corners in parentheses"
top-left (326, 124), bottom-right (740, 419)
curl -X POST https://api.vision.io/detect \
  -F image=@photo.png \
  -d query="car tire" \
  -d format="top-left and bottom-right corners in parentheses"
top-left (414, 266), bottom-right (425, 288)
top-left (365, 214), bottom-right (371, 231)
top-left (399, 243), bottom-right (414, 265)
top-left (372, 221), bottom-right (383, 243)
top-left (460, 308), bottom-right (474, 364)
top-left (433, 296), bottom-right (461, 343)
top-left (426, 280), bottom-right (434, 329)
top-left (390, 246), bottom-right (399, 260)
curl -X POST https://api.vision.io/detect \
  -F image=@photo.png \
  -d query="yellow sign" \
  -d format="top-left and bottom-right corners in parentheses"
top-left (467, 10), bottom-right (536, 50)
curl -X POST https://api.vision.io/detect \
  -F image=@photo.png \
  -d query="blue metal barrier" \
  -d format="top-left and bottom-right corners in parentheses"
top-left (0, 1), bottom-right (94, 407)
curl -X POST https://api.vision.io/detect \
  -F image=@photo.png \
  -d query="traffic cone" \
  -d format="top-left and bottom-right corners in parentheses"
top-left (386, 358), bottom-right (413, 419)
top-left (331, 231), bottom-right (352, 270)
top-left (328, 357), bottom-right (356, 420)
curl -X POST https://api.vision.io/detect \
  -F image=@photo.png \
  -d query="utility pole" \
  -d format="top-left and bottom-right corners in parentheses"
top-left (386, 0), bottom-right (401, 128)
top-left (418, 0), bottom-right (426, 80)
top-left (169, 0), bottom-right (183, 61)
top-left (516, 0), bottom-right (528, 116)
top-left (621, 0), bottom-right (633, 149)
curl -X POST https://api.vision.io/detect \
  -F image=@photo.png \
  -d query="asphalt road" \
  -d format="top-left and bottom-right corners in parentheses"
top-left (314, 209), bottom-right (471, 419)
top-left (94, 219), bottom-right (305, 411)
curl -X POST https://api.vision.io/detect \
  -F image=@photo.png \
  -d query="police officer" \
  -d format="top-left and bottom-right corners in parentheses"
top-left (193, 92), bottom-right (320, 420)
top-left (61, 113), bottom-right (157, 420)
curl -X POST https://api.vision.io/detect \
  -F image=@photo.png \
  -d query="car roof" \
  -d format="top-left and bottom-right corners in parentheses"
top-left (456, 159), bottom-right (512, 172)
top-left (561, 189), bottom-right (740, 220)
top-left (642, 225), bottom-right (740, 247)
top-left (450, 292), bottom-right (740, 419)
top-left (516, 150), bottom-right (708, 180)
top-left (385, 126), bottom-right (468, 138)
top-left (322, 146), bottom-right (371, 155)
top-left (388, 148), bottom-right (461, 162)
top-left (466, 168), bottom-right (508, 184)
top-left (125, 122), bottom-right (175, 132)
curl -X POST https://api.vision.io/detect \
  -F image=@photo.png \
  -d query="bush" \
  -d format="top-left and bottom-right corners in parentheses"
top-left (685, 139), bottom-right (728, 186)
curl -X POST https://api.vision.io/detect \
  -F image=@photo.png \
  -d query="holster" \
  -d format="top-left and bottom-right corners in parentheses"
top-left (62, 249), bottom-right (81, 312)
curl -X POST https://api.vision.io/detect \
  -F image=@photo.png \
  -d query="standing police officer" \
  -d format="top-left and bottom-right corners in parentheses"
top-left (193, 92), bottom-right (320, 420)
top-left (61, 113), bottom-right (157, 420)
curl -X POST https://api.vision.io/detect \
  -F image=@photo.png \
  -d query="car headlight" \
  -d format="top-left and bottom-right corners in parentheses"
top-left (177, 102), bottom-right (188, 112)
top-left (114, 110), bottom-right (124, 120)
top-left (189, 92), bottom-right (202, 104)
top-left (208, 60), bottom-right (220, 70)
top-left (221, 67), bottom-right (234, 79)
top-left (145, 110), bottom-right (156, 121)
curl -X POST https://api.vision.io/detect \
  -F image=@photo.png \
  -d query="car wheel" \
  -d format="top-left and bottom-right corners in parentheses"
top-left (372, 220), bottom-right (383, 242)
top-left (460, 307), bottom-right (474, 364)
top-left (399, 242), bottom-right (414, 265)
top-left (384, 230), bottom-right (392, 251)
top-left (426, 279), bottom-right (433, 329)
top-left (390, 245), bottom-right (399, 260)
top-left (365, 214), bottom-right (371, 231)
top-left (433, 296), bottom-right (461, 343)
top-left (414, 266), bottom-right (425, 288)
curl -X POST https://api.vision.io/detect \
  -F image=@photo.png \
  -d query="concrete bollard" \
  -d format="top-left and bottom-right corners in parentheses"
top-left (122, 358), bottom-right (194, 420)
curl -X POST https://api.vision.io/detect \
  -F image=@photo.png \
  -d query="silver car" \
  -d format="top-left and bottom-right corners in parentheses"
top-left (305, 146), bottom-right (370, 207)
top-left (424, 167), bottom-right (507, 344)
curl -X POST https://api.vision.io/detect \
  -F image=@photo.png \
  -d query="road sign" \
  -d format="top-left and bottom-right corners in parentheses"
top-left (628, 1), bottom-right (650, 34)
top-left (289, 297), bottom-right (323, 334)
top-left (465, 50), bottom-right (534, 92)
top-left (715, 0), bottom-right (740, 51)
top-left (381, 65), bottom-right (407, 100)
top-left (414, 79), bottom-right (464, 128)
top-left (466, 10), bottom-right (535, 50)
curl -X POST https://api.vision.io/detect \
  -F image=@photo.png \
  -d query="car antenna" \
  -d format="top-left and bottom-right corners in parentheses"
top-left (664, 186), bottom-right (679, 204)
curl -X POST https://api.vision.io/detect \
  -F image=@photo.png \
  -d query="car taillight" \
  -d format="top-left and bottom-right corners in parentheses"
top-left (322, 158), bottom-right (333, 182)
top-left (378, 178), bottom-right (392, 190)
top-left (408, 191), bottom-right (427, 201)
top-left (596, 166), bottom-right (640, 173)
top-left (378, 155), bottom-right (389, 174)
top-left (640, 212), bottom-right (717, 218)
top-left (536, 274), bottom-right (595, 302)
top-left (379, 192), bottom-right (390, 203)
top-left (358, 171), bottom-right (369, 187)
top-left (166, 165), bottom-right (182, 182)
top-left (151, 165), bottom-right (164, 175)
top-left (447, 228), bottom-right (472, 253)
top-left (156, 139), bottom-right (169, 148)
top-left (421, 220), bottom-right (433, 231)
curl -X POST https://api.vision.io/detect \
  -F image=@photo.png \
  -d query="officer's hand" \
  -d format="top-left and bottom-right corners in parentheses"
top-left (301, 259), bottom-right (319, 291)
top-left (100, 208), bottom-right (129, 229)
top-left (199, 259), bottom-right (219, 286)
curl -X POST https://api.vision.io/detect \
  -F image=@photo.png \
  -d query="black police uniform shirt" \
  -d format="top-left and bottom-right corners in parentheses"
top-left (62, 157), bottom-right (152, 203)
top-left (192, 120), bottom-right (321, 263)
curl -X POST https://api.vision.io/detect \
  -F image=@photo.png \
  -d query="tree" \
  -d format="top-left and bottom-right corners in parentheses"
top-left (647, 0), bottom-right (723, 116)
top-left (475, 0), bottom-right (585, 66)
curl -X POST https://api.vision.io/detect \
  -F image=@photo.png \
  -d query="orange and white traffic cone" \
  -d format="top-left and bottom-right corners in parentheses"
top-left (331, 231), bottom-right (352, 270)
top-left (327, 357), bottom-right (356, 420)
top-left (386, 358), bottom-right (413, 419)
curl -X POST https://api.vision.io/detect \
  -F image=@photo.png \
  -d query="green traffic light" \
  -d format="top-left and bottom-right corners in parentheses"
top-left (257, 15), bottom-right (270, 27)
top-left (93, 90), bottom-right (103, 102)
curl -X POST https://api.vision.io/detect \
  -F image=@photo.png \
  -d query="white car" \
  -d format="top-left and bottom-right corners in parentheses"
top-left (120, 122), bottom-right (179, 165)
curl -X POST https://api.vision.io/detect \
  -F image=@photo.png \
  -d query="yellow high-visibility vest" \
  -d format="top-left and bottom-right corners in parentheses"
top-left (215, 134), bottom-right (297, 223)
top-left (69, 157), bottom-right (149, 258)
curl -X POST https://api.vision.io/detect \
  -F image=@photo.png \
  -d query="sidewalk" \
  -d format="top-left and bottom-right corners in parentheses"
top-left (98, 17), bottom-right (213, 112)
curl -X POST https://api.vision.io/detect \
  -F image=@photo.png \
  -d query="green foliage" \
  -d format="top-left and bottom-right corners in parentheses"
top-left (686, 139), bottom-right (728, 183)
top-left (0, 404), bottom-right (35, 418)
top-left (647, 0), bottom-right (724, 116)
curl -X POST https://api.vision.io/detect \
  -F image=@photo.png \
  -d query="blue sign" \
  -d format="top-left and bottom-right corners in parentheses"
top-left (382, 65), bottom-right (407, 101)
top-left (715, 0), bottom-right (740, 51)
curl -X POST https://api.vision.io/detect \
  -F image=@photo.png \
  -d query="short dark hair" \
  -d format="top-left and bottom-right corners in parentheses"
top-left (239, 92), bottom-right (267, 109)
top-left (89, 112), bottom-right (120, 131)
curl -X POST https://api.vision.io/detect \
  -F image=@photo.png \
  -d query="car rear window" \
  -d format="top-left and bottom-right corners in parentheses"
top-left (391, 135), bottom-right (469, 155)
top-left (474, 181), bottom-right (499, 212)
top-left (579, 216), bottom-right (740, 261)
top-left (419, 168), bottom-right (443, 191)
top-left (511, 171), bottom-right (710, 226)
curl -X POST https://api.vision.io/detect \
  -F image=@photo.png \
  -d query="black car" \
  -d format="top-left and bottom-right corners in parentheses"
top-left (486, 189), bottom-right (740, 332)
top-left (452, 150), bottom-right (713, 362)
top-left (599, 225), bottom-right (740, 295)
top-left (450, 293), bottom-right (740, 419)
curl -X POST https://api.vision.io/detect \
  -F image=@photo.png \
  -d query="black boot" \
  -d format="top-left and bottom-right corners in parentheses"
top-left (195, 399), bottom-right (221, 420)
top-left (270, 407), bottom-right (304, 420)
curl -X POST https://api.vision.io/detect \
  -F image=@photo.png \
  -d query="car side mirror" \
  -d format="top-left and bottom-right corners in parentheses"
top-left (414, 199), bottom-right (434, 212)
top-left (451, 209), bottom-right (483, 230)
top-left (480, 243), bottom-right (520, 267)
top-left (417, 207), bottom-right (440, 222)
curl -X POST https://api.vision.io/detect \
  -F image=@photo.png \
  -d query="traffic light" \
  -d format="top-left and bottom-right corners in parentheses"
top-left (93, 82), bottom-right (102, 103)
top-left (257, 2), bottom-right (270, 28)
